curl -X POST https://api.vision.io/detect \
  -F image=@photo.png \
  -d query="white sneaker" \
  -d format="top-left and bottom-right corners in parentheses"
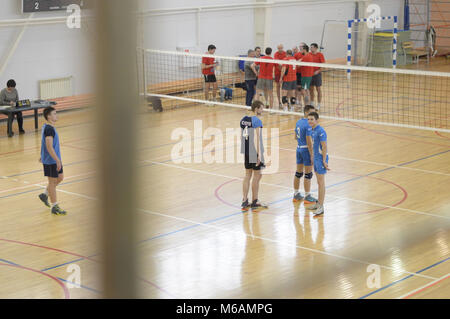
top-left (313, 205), bottom-right (324, 216)
top-left (306, 202), bottom-right (319, 210)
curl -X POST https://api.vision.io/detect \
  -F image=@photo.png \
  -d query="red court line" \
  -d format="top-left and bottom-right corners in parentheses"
top-left (137, 276), bottom-right (178, 299)
top-left (0, 237), bottom-right (174, 298)
top-left (435, 131), bottom-right (450, 140)
top-left (402, 274), bottom-right (450, 299)
top-left (214, 170), bottom-right (408, 216)
top-left (0, 238), bottom-right (99, 263)
top-left (335, 98), bottom-right (450, 148)
top-left (0, 263), bottom-right (70, 299)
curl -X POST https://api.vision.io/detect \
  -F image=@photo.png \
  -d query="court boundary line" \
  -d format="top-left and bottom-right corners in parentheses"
top-left (359, 256), bottom-right (450, 299)
top-left (138, 208), bottom-right (437, 281)
top-left (397, 273), bottom-right (450, 299)
top-left (0, 258), bottom-right (70, 299)
top-left (144, 159), bottom-right (450, 220)
top-left (279, 147), bottom-right (450, 177)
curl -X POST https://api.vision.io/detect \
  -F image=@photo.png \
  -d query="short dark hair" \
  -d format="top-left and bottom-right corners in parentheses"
top-left (308, 111), bottom-right (319, 120)
top-left (286, 49), bottom-right (293, 56)
top-left (251, 100), bottom-right (264, 112)
top-left (311, 43), bottom-right (319, 49)
top-left (7, 79), bottom-right (16, 88)
top-left (304, 105), bottom-right (315, 114)
top-left (303, 45), bottom-right (309, 52)
top-left (255, 46), bottom-right (261, 51)
top-left (265, 47), bottom-right (272, 55)
top-left (208, 44), bottom-right (216, 51)
top-left (43, 106), bottom-right (56, 121)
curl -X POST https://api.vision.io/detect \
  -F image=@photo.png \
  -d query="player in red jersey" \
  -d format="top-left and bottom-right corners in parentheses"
top-left (274, 44), bottom-right (286, 109)
top-left (309, 43), bottom-right (325, 110)
top-left (294, 43), bottom-right (305, 107)
top-left (201, 44), bottom-right (218, 105)
top-left (253, 47), bottom-right (275, 110)
top-left (280, 50), bottom-right (297, 111)
top-left (299, 45), bottom-right (314, 106)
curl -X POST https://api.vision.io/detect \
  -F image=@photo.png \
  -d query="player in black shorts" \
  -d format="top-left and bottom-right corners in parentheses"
top-left (201, 45), bottom-right (218, 105)
top-left (240, 100), bottom-right (268, 211)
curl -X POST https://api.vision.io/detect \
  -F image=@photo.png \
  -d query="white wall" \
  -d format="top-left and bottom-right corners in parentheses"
top-left (142, 0), bottom-right (404, 58)
top-left (0, 0), bottom-right (405, 99)
top-left (0, 0), bottom-right (94, 100)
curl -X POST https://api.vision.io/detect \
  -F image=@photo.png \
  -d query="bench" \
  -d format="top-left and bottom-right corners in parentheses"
top-left (402, 42), bottom-right (428, 64)
top-left (147, 72), bottom-right (246, 111)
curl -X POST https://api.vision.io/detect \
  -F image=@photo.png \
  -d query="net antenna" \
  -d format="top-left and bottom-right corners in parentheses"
top-left (347, 16), bottom-right (398, 79)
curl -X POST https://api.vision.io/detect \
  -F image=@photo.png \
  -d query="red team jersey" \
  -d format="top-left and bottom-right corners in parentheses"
top-left (294, 52), bottom-right (304, 74)
top-left (274, 51), bottom-right (287, 75)
top-left (282, 56), bottom-right (297, 82)
top-left (202, 56), bottom-right (215, 75)
top-left (311, 52), bottom-right (325, 73)
top-left (300, 53), bottom-right (314, 78)
top-left (256, 56), bottom-right (275, 80)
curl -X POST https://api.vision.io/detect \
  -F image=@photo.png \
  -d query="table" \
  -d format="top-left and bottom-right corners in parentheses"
top-left (0, 100), bottom-right (57, 137)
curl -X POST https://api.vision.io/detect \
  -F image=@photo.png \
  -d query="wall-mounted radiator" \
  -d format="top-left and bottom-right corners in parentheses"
top-left (39, 76), bottom-right (73, 99)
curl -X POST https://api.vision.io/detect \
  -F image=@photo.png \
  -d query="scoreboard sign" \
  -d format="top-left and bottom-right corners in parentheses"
top-left (22, 0), bottom-right (88, 13)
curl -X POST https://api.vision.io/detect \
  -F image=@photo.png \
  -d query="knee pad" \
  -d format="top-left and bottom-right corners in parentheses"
top-left (290, 97), bottom-right (296, 105)
top-left (295, 172), bottom-right (304, 179)
top-left (282, 96), bottom-right (288, 104)
top-left (305, 172), bottom-right (313, 180)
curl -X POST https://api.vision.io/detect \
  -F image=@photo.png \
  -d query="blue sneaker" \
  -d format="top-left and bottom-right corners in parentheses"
top-left (241, 199), bottom-right (250, 211)
top-left (304, 194), bottom-right (318, 203)
top-left (293, 193), bottom-right (304, 202)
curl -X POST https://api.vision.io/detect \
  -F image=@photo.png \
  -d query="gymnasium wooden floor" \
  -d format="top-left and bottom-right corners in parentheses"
top-left (0, 58), bottom-right (449, 299)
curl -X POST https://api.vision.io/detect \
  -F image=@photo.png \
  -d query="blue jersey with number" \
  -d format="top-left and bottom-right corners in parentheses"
top-left (295, 118), bottom-right (312, 148)
top-left (312, 125), bottom-right (327, 158)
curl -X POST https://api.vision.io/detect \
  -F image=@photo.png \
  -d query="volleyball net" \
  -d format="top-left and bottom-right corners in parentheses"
top-left (140, 49), bottom-right (450, 132)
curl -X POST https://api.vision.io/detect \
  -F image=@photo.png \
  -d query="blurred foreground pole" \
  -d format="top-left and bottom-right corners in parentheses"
top-left (96, 0), bottom-right (138, 298)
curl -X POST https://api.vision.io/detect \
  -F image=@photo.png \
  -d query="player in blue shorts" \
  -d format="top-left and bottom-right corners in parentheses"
top-left (293, 105), bottom-right (317, 203)
top-left (38, 106), bottom-right (67, 215)
top-left (240, 100), bottom-right (268, 211)
top-left (306, 112), bottom-right (329, 215)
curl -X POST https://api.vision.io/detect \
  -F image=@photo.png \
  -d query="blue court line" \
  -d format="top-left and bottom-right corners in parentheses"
top-left (26, 146), bottom-right (450, 295)
top-left (359, 256), bottom-right (450, 299)
top-left (1, 114), bottom-right (309, 179)
top-left (41, 256), bottom-right (91, 272)
top-left (3, 119), bottom-right (448, 292)
top-left (56, 277), bottom-right (101, 294)
top-left (0, 176), bottom-right (95, 200)
top-left (5, 159), bottom-right (92, 178)
top-left (0, 257), bottom-right (100, 295)
top-left (138, 147), bottom-right (450, 245)
top-left (0, 258), bottom-right (19, 266)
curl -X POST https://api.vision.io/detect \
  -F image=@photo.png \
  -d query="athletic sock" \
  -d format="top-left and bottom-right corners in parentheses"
top-left (44, 188), bottom-right (49, 196)
top-left (51, 202), bottom-right (58, 208)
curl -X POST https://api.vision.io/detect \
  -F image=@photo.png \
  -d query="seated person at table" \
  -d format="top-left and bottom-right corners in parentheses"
top-left (0, 79), bottom-right (24, 135)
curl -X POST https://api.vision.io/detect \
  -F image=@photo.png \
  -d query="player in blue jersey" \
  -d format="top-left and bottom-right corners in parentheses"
top-left (38, 107), bottom-right (66, 215)
top-left (307, 112), bottom-right (329, 216)
top-left (240, 100), bottom-right (268, 211)
top-left (293, 105), bottom-right (317, 203)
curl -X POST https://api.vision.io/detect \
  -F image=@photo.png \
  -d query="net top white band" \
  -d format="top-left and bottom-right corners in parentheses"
top-left (143, 48), bottom-right (450, 78)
